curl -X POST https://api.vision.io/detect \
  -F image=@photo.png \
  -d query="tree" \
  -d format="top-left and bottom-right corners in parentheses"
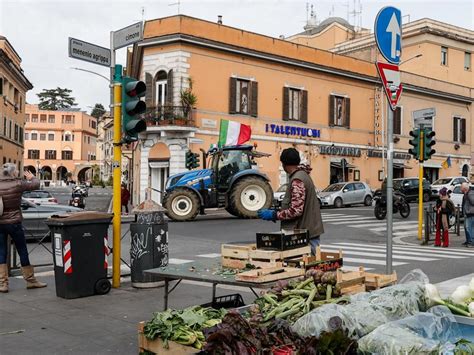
top-left (91, 103), bottom-right (106, 119)
top-left (37, 87), bottom-right (77, 110)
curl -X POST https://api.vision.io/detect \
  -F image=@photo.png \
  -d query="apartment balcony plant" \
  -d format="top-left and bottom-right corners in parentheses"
top-left (142, 105), bottom-right (195, 127)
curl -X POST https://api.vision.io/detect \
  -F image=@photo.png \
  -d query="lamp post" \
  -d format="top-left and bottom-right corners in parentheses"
top-left (400, 54), bottom-right (423, 65)
top-left (70, 67), bottom-right (110, 82)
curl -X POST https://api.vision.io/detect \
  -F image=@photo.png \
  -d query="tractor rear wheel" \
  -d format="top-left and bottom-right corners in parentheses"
top-left (164, 189), bottom-right (200, 221)
top-left (229, 177), bottom-right (272, 218)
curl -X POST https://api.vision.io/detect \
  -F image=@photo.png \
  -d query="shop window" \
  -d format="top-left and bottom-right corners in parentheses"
top-left (453, 117), bottom-right (466, 143)
top-left (354, 170), bottom-right (361, 181)
top-left (45, 150), bottom-right (56, 160)
top-left (282, 87), bottom-right (307, 122)
top-left (229, 77), bottom-right (258, 117)
top-left (393, 107), bottom-right (402, 135)
top-left (40, 114), bottom-right (47, 123)
top-left (62, 151), bottom-right (73, 160)
top-left (329, 95), bottom-right (350, 128)
top-left (441, 46), bottom-right (448, 66)
top-left (48, 115), bottom-right (55, 123)
top-left (465, 52), bottom-right (471, 71)
top-left (28, 150), bottom-right (40, 159)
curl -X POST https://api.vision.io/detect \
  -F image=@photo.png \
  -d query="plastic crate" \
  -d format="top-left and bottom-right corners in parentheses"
top-left (202, 293), bottom-right (245, 309)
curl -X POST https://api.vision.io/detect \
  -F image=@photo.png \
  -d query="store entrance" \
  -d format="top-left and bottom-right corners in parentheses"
top-left (330, 159), bottom-right (354, 183)
top-left (424, 168), bottom-right (439, 183)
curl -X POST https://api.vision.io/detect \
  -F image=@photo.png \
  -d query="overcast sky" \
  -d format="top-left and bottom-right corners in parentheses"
top-left (1, 0), bottom-right (472, 113)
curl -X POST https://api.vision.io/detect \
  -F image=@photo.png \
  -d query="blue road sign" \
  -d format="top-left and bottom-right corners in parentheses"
top-left (375, 7), bottom-right (402, 64)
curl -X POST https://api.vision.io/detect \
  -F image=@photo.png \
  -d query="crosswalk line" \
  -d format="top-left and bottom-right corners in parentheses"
top-left (322, 216), bottom-right (363, 222)
top-left (168, 258), bottom-right (195, 265)
top-left (342, 265), bottom-right (374, 271)
top-left (196, 253), bottom-right (221, 258)
top-left (343, 257), bottom-right (406, 266)
top-left (322, 248), bottom-right (437, 262)
top-left (326, 217), bottom-right (377, 225)
top-left (321, 213), bottom-right (349, 217)
top-left (332, 242), bottom-right (474, 256)
top-left (393, 231), bottom-right (419, 237)
top-left (352, 221), bottom-right (418, 228)
top-left (324, 245), bottom-right (467, 259)
top-left (370, 224), bottom-right (419, 232)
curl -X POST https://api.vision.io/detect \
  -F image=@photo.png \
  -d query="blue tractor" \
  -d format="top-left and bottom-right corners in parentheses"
top-left (162, 145), bottom-right (273, 221)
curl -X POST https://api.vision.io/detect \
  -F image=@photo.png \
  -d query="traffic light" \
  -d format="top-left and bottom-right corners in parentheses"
top-left (121, 76), bottom-right (147, 143)
top-left (191, 153), bottom-right (200, 169)
top-left (423, 129), bottom-right (436, 161)
top-left (408, 129), bottom-right (420, 160)
top-left (185, 151), bottom-right (194, 170)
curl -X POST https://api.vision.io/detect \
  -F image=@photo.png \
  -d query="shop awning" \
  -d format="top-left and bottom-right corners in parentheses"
top-left (393, 163), bottom-right (412, 169)
top-left (330, 162), bottom-right (357, 169)
top-left (423, 162), bottom-right (442, 168)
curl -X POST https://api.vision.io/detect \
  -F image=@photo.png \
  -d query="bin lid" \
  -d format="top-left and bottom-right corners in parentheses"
top-left (45, 211), bottom-right (113, 226)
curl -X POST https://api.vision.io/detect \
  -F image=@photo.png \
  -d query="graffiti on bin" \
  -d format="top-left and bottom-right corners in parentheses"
top-left (130, 226), bottom-right (152, 264)
top-left (136, 212), bottom-right (164, 225)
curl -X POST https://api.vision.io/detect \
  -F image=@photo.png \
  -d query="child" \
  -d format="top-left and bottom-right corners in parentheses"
top-left (435, 187), bottom-right (455, 247)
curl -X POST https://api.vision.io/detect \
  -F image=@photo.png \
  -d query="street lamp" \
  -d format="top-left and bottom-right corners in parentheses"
top-left (400, 54), bottom-right (423, 65)
top-left (70, 67), bottom-right (110, 82)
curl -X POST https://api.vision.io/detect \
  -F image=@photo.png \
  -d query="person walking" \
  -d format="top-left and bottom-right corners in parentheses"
top-left (0, 163), bottom-right (47, 293)
top-left (434, 187), bottom-right (454, 247)
top-left (121, 183), bottom-right (131, 214)
top-left (461, 182), bottom-right (474, 247)
top-left (258, 148), bottom-right (324, 255)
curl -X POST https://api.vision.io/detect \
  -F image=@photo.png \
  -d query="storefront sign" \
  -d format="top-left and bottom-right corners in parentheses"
top-left (374, 87), bottom-right (383, 147)
top-left (367, 150), bottom-right (411, 160)
top-left (265, 124), bottom-right (321, 138)
top-left (319, 145), bottom-right (361, 157)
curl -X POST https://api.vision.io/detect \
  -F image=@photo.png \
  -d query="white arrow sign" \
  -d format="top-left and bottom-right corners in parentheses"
top-left (386, 13), bottom-right (401, 58)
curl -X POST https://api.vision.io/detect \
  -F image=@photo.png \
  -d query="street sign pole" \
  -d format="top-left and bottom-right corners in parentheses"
top-left (418, 130), bottom-right (424, 242)
top-left (386, 105), bottom-right (394, 275)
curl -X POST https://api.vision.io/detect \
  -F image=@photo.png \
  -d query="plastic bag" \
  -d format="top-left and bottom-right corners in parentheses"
top-left (358, 306), bottom-right (461, 354)
top-left (292, 269), bottom-right (428, 339)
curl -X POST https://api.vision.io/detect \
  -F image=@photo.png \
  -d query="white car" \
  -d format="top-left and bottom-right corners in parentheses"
top-left (22, 190), bottom-right (58, 205)
top-left (431, 177), bottom-right (469, 198)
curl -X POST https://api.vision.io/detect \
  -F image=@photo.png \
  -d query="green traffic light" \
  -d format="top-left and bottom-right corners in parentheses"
top-left (121, 76), bottom-right (147, 143)
top-left (423, 129), bottom-right (436, 161)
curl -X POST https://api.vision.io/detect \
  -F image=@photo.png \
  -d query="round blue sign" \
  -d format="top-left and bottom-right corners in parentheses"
top-left (375, 7), bottom-right (402, 64)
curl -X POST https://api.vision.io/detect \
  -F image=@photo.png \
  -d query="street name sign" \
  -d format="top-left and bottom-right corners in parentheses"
top-left (375, 6), bottom-right (402, 64)
top-left (412, 107), bottom-right (436, 128)
top-left (113, 22), bottom-right (143, 50)
top-left (376, 62), bottom-right (403, 110)
top-left (69, 37), bottom-right (111, 67)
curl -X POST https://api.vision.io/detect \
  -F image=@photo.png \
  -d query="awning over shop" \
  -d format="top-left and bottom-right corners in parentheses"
top-left (330, 161), bottom-right (357, 169)
top-left (393, 163), bottom-right (412, 169)
top-left (423, 162), bottom-right (442, 168)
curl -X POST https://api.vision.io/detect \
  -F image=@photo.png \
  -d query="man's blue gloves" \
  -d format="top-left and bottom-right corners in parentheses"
top-left (258, 209), bottom-right (277, 222)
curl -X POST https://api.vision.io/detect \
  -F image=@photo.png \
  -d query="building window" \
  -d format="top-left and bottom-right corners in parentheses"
top-left (3, 117), bottom-right (6, 136)
top-left (84, 136), bottom-right (86, 143)
top-left (28, 150), bottom-right (40, 159)
top-left (393, 107), bottom-right (403, 135)
top-left (453, 117), bottom-right (466, 143)
top-left (229, 78), bottom-right (258, 117)
top-left (48, 133), bottom-right (54, 141)
top-left (62, 151), bottom-right (73, 160)
top-left (87, 136), bottom-right (90, 144)
top-left (90, 120), bottom-right (97, 129)
top-left (441, 46), bottom-right (448, 66)
top-left (62, 115), bottom-right (74, 124)
top-left (19, 127), bottom-right (23, 143)
top-left (0, 78), bottom-right (2, 96)
top-left (14, 124), bottom-right (18, 141)
top-left (48, 115), bottom-right (55, 123)
top-left (283, 87), bottom-right (308, 122)
top-left (26, 114), bottom-right (30, 122)
top-left (31, 132), bottom-right (38, 140)
top-left (329, 95), bottom-right (350, 128)
top-left (465, 52), bottom-right (471, 71)
top-left (45, 150), bottom-right (57, 160)
top-left (40, 114), bottom-right (47, 123)
top-left (31, 114), bottom-right (38, 123)
top-left (8, 120), bottom-right (12, 138)
top-left (40, 133), bottom-right (46, 141)
top-left (63, 133), bottom-right (72, 141)
top-left (24, 132), bottom-right (29, 140)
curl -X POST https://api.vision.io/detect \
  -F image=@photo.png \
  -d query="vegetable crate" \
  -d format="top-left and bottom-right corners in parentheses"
top-left (336, 269), bottom-right (366, 295)
top-left (249, 246), bottom-right (311, 269)
top-left (235, 266), bottom-right (304, 283)
top-left (220, 243), bottom-right (256, 269)
top-left (138, 322), bottom-right (197, 354)
top-left (256, 230), bottom-right (309, 251)
top-left (303, 247), bottom-right (343, 272)
top-left (359, 266), bottom-right (397, 290)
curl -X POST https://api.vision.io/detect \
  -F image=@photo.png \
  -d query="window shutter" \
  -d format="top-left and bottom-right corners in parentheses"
top-left (145, 73), bottom-right (153, 107)
top-left (328, 95), bottom-right (335, 126)
top-left (461, 118), bottom-right (466, 143)
top-left (229, 78), bottom-right (237, 114)
top-left (166, 69), bottom-right (174, 105)
top-left (345, 97), bottom-right (351, 128)
top-left (453, 117), bottom-right (458, 142)
top-left (250, 81), bottom-right (258, 117)
top-left (282, 87), bottom-right (290, 121)
top-left (300, 90), bottom-right (308, 123)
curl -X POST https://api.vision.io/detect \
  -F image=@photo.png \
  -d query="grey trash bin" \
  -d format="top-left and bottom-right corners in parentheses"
top-left (130, 201), bottom-right (169, 288)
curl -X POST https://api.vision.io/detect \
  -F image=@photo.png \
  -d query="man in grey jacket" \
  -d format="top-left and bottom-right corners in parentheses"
top-left (461, 182), bottom-right (474, 247)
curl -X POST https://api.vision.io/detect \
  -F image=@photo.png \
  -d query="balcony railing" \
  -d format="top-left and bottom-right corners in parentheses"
top-left (142, 105), bottom-right (195, 127)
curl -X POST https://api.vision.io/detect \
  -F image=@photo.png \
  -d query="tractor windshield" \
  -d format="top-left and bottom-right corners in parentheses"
top-left (216, 150), bottom-right (251, 186)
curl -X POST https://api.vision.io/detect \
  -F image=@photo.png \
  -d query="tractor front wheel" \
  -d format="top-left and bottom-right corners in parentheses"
top-left (164, 189), bottom-right (200, 221)
top-left (229, 177), bottom-right (272, 218)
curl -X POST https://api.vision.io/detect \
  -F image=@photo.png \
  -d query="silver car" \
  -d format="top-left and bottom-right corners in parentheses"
top-left (273, 184), bottom-right (322, 207)
top-left (319, 182), bottom-right (373, 208)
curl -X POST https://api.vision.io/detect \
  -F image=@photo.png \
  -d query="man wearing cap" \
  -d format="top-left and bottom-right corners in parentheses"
top-left (258, 148), bottom-right (324, 255)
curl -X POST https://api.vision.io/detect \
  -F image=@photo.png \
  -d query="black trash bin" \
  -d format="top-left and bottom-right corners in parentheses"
top-left (45, 212), bottom-right (113, 299)
top-left (130, 202), bottom-right (168, 288)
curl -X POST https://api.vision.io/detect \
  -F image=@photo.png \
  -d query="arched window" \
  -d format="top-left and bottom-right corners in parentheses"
top-left (155, 70), bottom-right (168, 107)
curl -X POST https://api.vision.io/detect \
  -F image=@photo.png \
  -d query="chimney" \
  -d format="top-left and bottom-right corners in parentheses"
top-left (217, 15), bottom-right (222, 24)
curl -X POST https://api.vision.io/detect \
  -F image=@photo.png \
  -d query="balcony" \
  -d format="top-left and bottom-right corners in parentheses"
top-left (142, 105), bottom-right (196, 128)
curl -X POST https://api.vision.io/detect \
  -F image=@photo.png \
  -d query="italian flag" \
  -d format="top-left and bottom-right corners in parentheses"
top-left (218, 119), bottom-right (252, 147)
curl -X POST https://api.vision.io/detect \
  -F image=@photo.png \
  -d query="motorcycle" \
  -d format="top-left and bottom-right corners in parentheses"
top-left (373, 190), bottom-right (410, 220)
top-left (69, 187), bottom-right (86, 209)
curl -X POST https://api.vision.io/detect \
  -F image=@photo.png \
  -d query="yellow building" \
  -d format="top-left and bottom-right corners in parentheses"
top-left (127, 15), bottom-right (473, 204)
top-left (24, 104), bottom-right (98, 184)
top-left (0, 36), bottom-right (33, 168)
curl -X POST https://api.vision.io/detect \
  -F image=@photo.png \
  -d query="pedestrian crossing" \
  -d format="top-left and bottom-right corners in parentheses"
top-left (324, 242), bottom-right (474, 272)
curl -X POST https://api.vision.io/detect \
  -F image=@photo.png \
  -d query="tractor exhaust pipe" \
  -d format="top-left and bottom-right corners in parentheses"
top-left (200, 148), bottom-right (208, 169)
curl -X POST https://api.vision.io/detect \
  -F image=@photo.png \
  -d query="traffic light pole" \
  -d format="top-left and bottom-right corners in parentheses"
top-left (418, 130), bottom-right (424, 242)
top-left (112, 64), bottom-right (122, 288)
top-left (386, 106), bottom-right (394, 275)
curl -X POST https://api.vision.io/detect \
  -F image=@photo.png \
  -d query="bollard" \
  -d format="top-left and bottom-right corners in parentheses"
top-left (130, 196), bottom-right (168, 288)
top-left (423, 207), bottom-right (430, 244)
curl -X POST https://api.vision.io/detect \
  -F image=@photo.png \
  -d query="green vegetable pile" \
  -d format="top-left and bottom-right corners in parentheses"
top-left (254, 271), bottom-right (347, 323)
top-left (143, 305), bottom-right (226, 349)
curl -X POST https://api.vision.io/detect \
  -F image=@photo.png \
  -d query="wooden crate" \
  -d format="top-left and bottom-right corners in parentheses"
top-left (303, 247), bottom-right (343, 271)
top-left (361, 267), bottom-right (397, 290)
top-left (336, 268), bottom-right (366, 295)
top-left (221, 244), bottom-right (256, 269)
top-left (138, 322), bottom-right (197, 354)
top-left (235, 266), bottom-right (304, 283)
top-left (249, 245), bottom-right (311, 267)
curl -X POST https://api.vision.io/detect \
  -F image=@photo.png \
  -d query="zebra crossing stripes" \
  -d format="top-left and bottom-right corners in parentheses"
top-left (334, 242), bottom-right (474, 256)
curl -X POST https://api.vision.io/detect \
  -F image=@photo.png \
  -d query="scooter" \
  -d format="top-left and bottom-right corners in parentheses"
top-left (373, 190), bottom-right (410, 220)
top-left (69, 187), bottom-right (86, 209)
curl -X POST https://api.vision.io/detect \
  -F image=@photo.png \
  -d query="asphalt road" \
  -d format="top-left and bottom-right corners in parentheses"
top-left (45, 186), bottom-right (113, 212)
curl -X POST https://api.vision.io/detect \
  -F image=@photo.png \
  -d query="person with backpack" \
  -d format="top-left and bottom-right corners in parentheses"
top-left (434, 187), bottom-right (455, 247)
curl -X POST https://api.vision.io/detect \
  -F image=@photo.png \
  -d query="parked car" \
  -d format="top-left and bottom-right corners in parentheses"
top-left (22, 190), bottom-right (58, 205)
top-left (21, 199), bottom-right (81, 240)
top-left (378, 178), bottom-right (432, 203)
top-left (273, 183), bottom-right (322, 207)
top-left (431, 176), bottom-right (469, 198)
top-left (319, 182), bottom-right (373, 208)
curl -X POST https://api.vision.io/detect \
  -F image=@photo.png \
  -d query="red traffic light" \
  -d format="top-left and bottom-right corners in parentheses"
top-left (124, 80), bottom-right (146, 98)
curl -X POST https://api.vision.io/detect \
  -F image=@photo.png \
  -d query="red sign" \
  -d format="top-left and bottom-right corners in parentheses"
top-left (376, 62), bottom-right (403, 110)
